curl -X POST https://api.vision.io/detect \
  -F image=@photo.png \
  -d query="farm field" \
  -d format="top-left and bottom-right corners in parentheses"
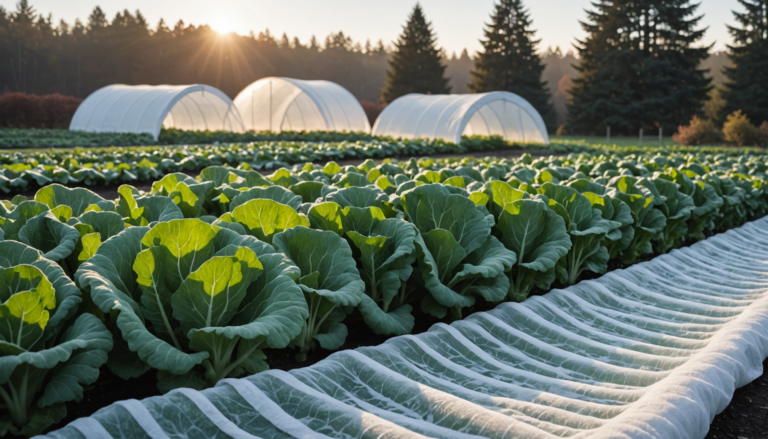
top-left (0, 140), bottom-right (767, 437)
top-left (37, 216), bottom-right (768, 438)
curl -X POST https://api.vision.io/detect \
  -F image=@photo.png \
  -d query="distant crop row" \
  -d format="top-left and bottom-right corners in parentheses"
top-left (1, 148), bottom-right (767, 435)
top-left (1, 134), bottom-right (766, 195)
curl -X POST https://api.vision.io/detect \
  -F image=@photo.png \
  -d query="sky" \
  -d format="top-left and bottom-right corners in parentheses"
top-left (1, 0), bottom-right (742, 55)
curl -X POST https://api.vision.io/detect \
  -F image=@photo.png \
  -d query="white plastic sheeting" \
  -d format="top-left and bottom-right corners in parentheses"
top-left (69, 84), bottom-right (245, 139)
top-left (373, 91), bottom-right (550, 144)
top-left (39, 218), bottom-right (768, 439)
top-left (233, 77), bottom-right (371, 133)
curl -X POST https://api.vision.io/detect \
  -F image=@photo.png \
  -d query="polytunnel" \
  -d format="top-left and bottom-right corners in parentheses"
top-left (69, 84), bottom-right (245, 139)
top-left (233, 77), bottom-right (371, 133)
top-left (372, 91), bottom-right (549, 144)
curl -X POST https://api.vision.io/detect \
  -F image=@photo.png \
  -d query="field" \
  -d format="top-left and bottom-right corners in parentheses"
top-left (1, 135), bottom-right (767, 438)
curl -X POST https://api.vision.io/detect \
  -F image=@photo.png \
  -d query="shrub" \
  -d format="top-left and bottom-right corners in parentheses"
top-left (672, 115), bottom-right (723, 145)
top-left (556, 124), bottom-right (568, 135)
top-left (359, 100), bottom-right (385, 127)
top-left (722, 110), bottom-right (765, 146)
top-left (0, 93), bottom-right (82, 129)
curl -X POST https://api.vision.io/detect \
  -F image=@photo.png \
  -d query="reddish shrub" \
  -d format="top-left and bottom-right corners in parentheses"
top-left (0, 93), bottom-right (83, 129)
top-left (359, 100), bottom-right (386, 127)
top-left (672, 115), bottom-right (723, 145)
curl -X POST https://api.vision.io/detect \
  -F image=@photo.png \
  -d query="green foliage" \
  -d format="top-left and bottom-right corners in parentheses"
top-left (0, 241), bottom-right (112, 436)
top-left (75, 219), bottom-right (307, 391)
top-left (272, 227), bottom-right (364, 359)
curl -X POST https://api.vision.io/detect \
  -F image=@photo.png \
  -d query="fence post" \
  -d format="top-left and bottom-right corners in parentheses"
top-left (659, 127), bottom-right (662, 144)
top-left (639, 128), bottom-right (643, 143)
top-left (606, 126), bottom-right (610, 143)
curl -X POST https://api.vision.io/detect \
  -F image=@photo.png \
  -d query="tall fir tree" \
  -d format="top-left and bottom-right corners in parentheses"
top-left (381, 4), bottom-right (450, 104)
top-left (721, 0), bottom-right (768, 125)
top-left (566, 0), bottom-right (711, 135)
top-left (469, 0), bottom-right (555, 130)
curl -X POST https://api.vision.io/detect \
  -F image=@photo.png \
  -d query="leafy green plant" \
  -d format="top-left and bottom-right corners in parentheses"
top-left (537, 183), bottom-right (613, 285)
top-left (272, 226), bottom-right (364, 360)
top-left (0, 241), bottom-right (112, 436)
top-left (608, 176), bottom-right (667, 264)
top-left (308, 189), bottom-right (418, 335)
top-left (75, 218), bottom-right (307, 391)
top-left (402, 184), bottom-right (516, 319)
top-left (484, 181), bottom-right (571, 301)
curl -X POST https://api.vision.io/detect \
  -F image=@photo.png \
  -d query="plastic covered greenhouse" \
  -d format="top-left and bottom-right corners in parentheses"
top-left (69, 84), bottom-right (245, 139)
top-left (233, 77), bottom-right (371, 133)
top-left (372, 91), bottom-right (549, 144)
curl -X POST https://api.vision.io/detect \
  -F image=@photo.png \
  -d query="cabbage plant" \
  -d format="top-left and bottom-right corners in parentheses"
top-left (0, 241), bottom-right (112, 436)
top-left (402, 184), bottom-right (516, 319)
top-left (272, 226), bottom-right (364, 360)
top-left (76, 218), bottom-right (307, 392)
top-left (608, 176), bottom-right (667, 264)
top-left (308, 188), bottom-right (417, 335)
top-left (484, 181), bottom-right (570, 301)
top-left (537, 183), bottom-right (613, 285)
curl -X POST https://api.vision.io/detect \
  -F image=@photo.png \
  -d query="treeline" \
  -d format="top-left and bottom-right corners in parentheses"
top-left (1, 0), bottom-right (765, 136)
top-left (0, 1), bottom-right (477, 105)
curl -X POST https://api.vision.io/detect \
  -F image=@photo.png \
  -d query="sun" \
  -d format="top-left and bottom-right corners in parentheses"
top-left (210, 17), bottom-right (236, 35)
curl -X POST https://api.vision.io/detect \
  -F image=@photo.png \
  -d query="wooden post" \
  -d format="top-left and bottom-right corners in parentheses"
top-left (606, 126), bottom-right (610, 143)
top-left (639, 128), bottom-right (643, 143)
top-left (659, 127), bottom-right (663, 144)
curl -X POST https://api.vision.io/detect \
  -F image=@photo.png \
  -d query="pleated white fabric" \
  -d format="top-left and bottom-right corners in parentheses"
top-left (39, 217), bottom-right (768, 439)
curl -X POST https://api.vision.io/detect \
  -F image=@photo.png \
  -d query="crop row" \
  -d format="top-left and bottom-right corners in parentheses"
top-left (1, 150), bottom-right (767, 435)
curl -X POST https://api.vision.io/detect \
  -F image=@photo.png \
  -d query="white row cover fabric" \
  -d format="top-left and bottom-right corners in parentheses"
top-left (233, 77), bottom-right (371, 133)
top-left (373, 91), bottom-right (550, 144)
top-left (69, 84), bottom-right (245, 139)
top-left (40, 217), bottom-right (768, 439)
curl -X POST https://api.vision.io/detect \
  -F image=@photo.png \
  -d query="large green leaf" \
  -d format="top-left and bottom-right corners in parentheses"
top-left (34, 184), bottom-right (110, 217)
top-left (273, 227), bottom-right (363, 358)
top-left (230, 186), bottom-right (303, 211)
top-left (229, 198), bottom-right (310, 244)
top-left (538, 183), bottom-right (612, 284)
top-left (18, 213), bottom-right (80, 262)
top-left (493, 197), bottom-right (571, 301)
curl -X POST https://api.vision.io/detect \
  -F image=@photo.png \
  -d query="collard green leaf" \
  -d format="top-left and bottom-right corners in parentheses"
top-left (34, 184), bottom-right (108, 217)
top-left (18, 213), bottom-right (80, 262)
top-left (230, 198), bottom-right (310, 244)
top-left (493, 197), bottom-right (571, 301)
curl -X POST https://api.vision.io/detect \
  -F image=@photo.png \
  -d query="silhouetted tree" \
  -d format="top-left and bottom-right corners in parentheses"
top-left (721, 0), bottom-right (768, 125)
top-left (469, 0), bottom-right (555, 129)
top-left (381, 4), bottom-right (449, 104)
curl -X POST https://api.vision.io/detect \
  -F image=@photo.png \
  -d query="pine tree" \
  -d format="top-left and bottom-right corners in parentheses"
top-left (567, 0), bottom-right (711, 135)
top-left (721, 0), bottom-right (768, 125)
top-left (381, 4), bottom-right (450, 104)
top-left (469, 0), bottom-right (555, 129)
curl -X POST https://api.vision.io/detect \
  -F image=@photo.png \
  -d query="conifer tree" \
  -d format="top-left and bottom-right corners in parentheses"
top-left (567, 0), bottom-right (711, 135)
top-left (381, 4), bottom-right (450, 104)
top-left (469, 0), bottom-right (555, 129)
top-left (721, 0), bottom-right (768, 125)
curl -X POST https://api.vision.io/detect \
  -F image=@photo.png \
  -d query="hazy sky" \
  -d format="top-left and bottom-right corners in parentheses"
top-left (2, 0), bottom-right (741, 55)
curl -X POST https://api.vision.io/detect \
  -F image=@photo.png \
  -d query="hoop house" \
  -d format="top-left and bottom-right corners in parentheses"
top-left (372, 91), bottom-right (549, 144)
top-left (69, 84), bottom-right (245, 139)
top-left (233, 77), bottom-right (370, 133)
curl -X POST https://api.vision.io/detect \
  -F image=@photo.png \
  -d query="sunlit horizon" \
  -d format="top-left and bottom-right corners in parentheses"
top-left (0, 0), bottom-right (742, 55)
